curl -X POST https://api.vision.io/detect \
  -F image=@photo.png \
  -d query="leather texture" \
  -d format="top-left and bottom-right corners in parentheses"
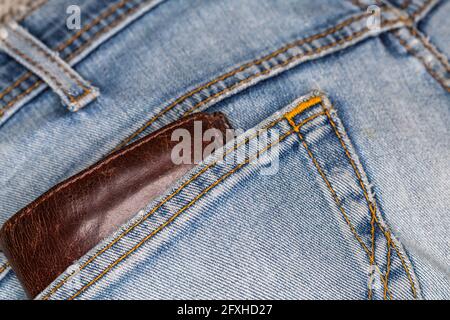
top-left (0, 112), bottom-right (231, 298)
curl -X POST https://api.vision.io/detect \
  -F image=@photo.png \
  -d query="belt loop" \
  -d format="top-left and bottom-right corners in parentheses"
top-left (0, 21), bottom-right (100, 112)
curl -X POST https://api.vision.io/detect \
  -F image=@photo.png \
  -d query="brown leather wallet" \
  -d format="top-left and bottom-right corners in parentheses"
top-left (0, 112), bottom-right (231, 298)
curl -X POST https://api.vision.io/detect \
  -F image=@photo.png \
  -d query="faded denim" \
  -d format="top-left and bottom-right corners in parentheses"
top-left (0, 0), bottom-right (449, 300)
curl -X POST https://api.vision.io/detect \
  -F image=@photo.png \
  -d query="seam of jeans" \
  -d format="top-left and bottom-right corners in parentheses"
top-left (392, 29), bottom-right (450, 92)
top-left (322, 107), bottom-right (417, 299)
top-left (0, 0), bottom-right (135, 102)
top-left (0, 0), bottom-right (152, 114)
top-left (65, 106), bottom-right (329, 300)
top-left (349, 0), bottom-right (434, 20)
top-left (286, 109), bottom-right (391, 300)
top-left (0, 262), bottom-right (9, 275)
top-left (67, 130), bottom-right (295, 300)
top-left (16, 25), bottom-right (92, 92)
top-left (39, 95), bottom-right (323, 300)
top-left (1, 40), bottom-right (67, 92)
top-left (385, 233), bottom-right (392, 298)
top-left (407, 27), bottom-right (450, 72)
top-left (0, 40), bottom-right (88, 110)
top-left (112, 15), bottom-right (408, 152)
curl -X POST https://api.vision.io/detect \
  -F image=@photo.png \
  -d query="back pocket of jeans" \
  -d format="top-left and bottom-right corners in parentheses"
top-left (37, 90), bottom-right (419, 300)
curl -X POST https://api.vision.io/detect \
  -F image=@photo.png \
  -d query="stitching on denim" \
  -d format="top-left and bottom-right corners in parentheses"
top-left (384, 232), bottom-right (392, 299)
top-left (0, 0), bottom-right (150, 113)
top-left (111, 12), bottom-right (375, 151)
top-left (1, 40), bottom-right (90, 109)
top-left (321, 108), bottom-right (382, 298)
top-left (407, 27), bottom-right (450, 72)
top-left (0, 262), bottom-right (9, 275)
top-left (16, 25), bottom-right (92, 93)
top-left (0, 0), bottom-right (133, 101)
top-left (0, 0), bottom-right (436, 117)
top-left (39, 96), bottom-right (323, 299)
top-left (0, 80), bottom-right (41, 117)
top-left (411, 0), bottom-right (434, 19)
top-left (1, 114), bottom-right (215, 234)
top-left (285, 110), bottom-right (391, 300)
top-left (1, 41), bottom-right (70, 97)
top-left (349, 0), bottom-right (433, 21)
top-left (0, 72), bottom-right (33, 102)
top-left (393, 30), bottom-right (450, 92)
top-left (113, 16), bottom-right (406, 152)
top-left (322, 108), bottom-right (417, 299)
top-left (0, 0), bottom-right (48, 24)
top-left (180, 19), bottom-right (405, 118)
top-left (38, 118), bottom-right (282, 298)
top-left (66, 128), bottom-right (296, 300)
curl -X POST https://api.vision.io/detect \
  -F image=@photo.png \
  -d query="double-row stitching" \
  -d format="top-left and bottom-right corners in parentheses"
top-left (322, 108), bottom-right (417, 299)
top-left (16, 25), bottom-right (93, 100)
top-left (400, 0), bottom-right (412, 10)
top-left (67, 129), bottom-right (294, 300)
top-left (111, 11), bottom-right (374, 151)
top-left (1, 41), bottom-right (68, 97)
top-left (113, 15), bottom-right (406, 152)
top-left (285, 112), bottom-right (392, 300)
top-left (0, 0), bottom-right (133, 101)
top-left (40, 97), bottom-right (323, 300)
top-left (393, 30), bottom-right (450, 92)
top-left (411, 0), bottom-right (435, 20)
top-left (407, 27), bottom-right (450, 72)
top-left (0, 0), bottom-right (152, 115)
top-left (0, 0), bottom-right (48, 24)
top-left (348, 0), bottom-right (432, 21)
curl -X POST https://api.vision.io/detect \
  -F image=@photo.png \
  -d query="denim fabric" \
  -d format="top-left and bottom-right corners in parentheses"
top-left (0, 0), bottom-right (449, 300)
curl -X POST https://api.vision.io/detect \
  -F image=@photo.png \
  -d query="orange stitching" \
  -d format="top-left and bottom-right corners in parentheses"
top-left (0, 0), bottom-right (130, 100)
top-left (407, 27), bottom-right (450, 72)
top-left (411, 0), bottom-right (434, 19)
top-left (1, 40), bottom-right (92, 108)
top-left (40, 96), bottom-right (323, 299)
top-left (17, 27), bottom-right (91, 91)
top-left (68, 128), bottom-right (295, 300)
top-left (114, 17), bottom-right (405, 151)
top-left (0, 80), bottom-right (42, 117)
top-left (40, 107), bottom-right (298, 299)
top-left (286, 113), bottom-right (391, 300)
top-left (0, 0), bottom-right (145, 111)
top-left (384, 232), bottom-right (392, 300)
top-left (393, 31), bottom-right (450, 92)
top-left (0, 262), bottom-right (9, 274)
top-left (183, 20), bottom-right (404, 118)
top-left (1, 41), bottom-right (68, 95)
top-left (55, 0), bottom-right (132, 52)
top-left (369, 207), bottom-right (376, 299)
top-left (323, 108), bottom-right (417, 298)
top-left (111, 12), bottom-right (379, 151)
top-left (0, 72), bottom-right (32, 101)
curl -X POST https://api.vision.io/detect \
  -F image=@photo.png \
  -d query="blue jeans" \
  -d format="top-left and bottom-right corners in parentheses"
top-left (0, 0), bottom-right (449, 299)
